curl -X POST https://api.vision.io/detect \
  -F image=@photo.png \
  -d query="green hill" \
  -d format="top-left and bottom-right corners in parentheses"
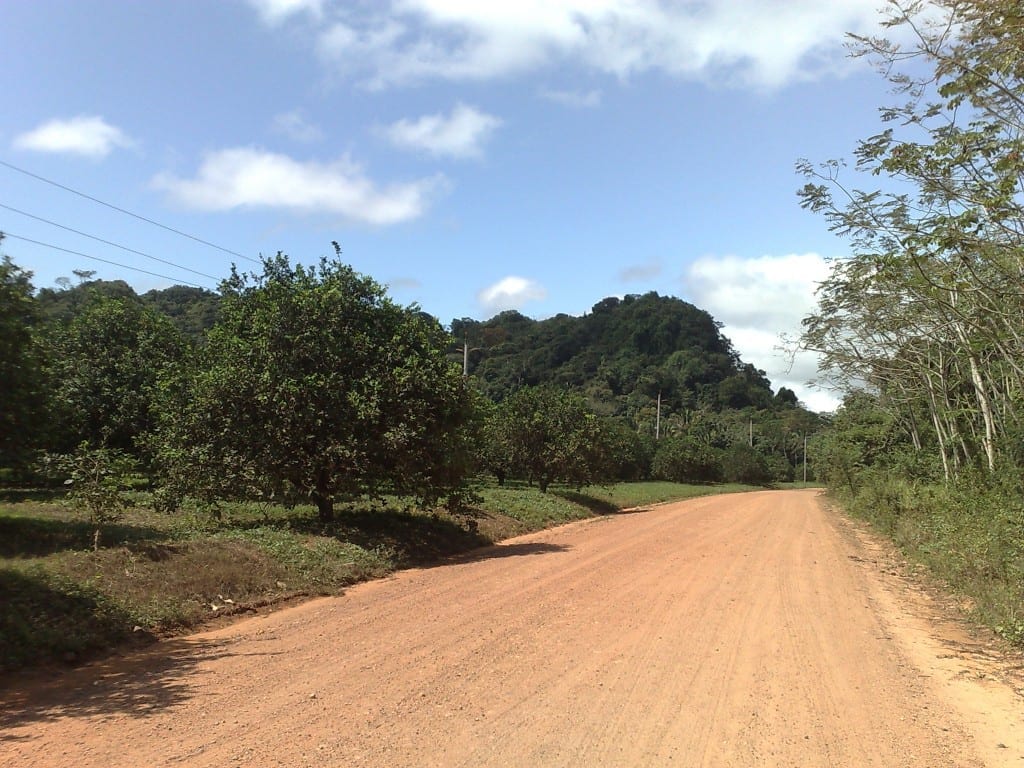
top-left (452, 292), bottom-right (792, 418)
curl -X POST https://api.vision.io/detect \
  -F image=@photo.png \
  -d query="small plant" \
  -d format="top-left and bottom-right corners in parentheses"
top-left (40, 443), bottom-right (138, 550)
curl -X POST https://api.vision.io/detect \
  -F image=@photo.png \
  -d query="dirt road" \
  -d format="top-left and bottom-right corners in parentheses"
top-left (3, 490), bottom-right (1023, 766)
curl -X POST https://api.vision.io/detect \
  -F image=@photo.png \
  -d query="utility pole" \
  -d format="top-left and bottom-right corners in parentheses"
top-left (748, 419), bottom-right (753, 448)
top-left (803, 433), bottom-right (808, 483)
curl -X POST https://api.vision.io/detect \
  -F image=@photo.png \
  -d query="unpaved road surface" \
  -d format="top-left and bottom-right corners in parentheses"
top-left (3, 490), bottom-right (1024, 766)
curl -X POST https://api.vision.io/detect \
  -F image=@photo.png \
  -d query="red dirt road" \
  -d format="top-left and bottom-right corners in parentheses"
top-left (3, 490), bottom-right (1024, 766)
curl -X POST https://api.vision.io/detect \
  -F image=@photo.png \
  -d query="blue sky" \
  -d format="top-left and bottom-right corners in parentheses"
top-left (0, 0), bottom-right (902, 410)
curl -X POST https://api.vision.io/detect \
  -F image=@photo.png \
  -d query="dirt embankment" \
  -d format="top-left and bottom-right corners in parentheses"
top-left (3, 490), bottom-right (1023, 766)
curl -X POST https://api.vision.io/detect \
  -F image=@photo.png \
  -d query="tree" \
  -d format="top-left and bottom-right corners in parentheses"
top-left (142, 285), bottom-right (220, 339)
top-left (0, 252), bottom-right (46, 469)
top-left (40, 443), bottom-right (137, 550)
top-left (484, 385), bottom-right (606, 492)
top-left (652, 436), bottom-right (722, 483)
top-left (799, 0), bottom-right (1024, 478)
top-left (44, 293), bottom-right (188, 457)
top-left (720, 444), bottom-right (772, 486)
top-left (155, 252), bottom-right (477, 521)
top-left (808, 392), bottom-right (915, 494)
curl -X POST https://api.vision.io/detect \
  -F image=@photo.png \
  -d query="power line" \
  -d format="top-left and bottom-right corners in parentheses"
top-left (0, 202), bottom-right (220, 281)
top-left (2, 231), bottom-right (207, 289)
top-left (0, 158), bottom-right (260, 264)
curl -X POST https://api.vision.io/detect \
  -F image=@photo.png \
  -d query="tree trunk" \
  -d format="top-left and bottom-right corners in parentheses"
top-left (314, 494), bottom-right (334, 523)
top-left (312, 469), bottom-right (334, 523)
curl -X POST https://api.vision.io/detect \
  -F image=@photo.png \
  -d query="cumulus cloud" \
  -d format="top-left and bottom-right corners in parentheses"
top-left (248, 0), bottom-right (323, 25)
top-left (13, 115), bottom-right (134, 158)
top-left (315, 0), bottom-right (885, 90)
top-left (383, 103), bottom-right (501, 159)
top-left (271, 110), bottom-right (324, 142)
top-left (478, 276), bottom-right (547, 314)
top-left (153, 148), bottom-right (443, 226)
top-left (540, 88), bottom-right (602, 108)
top-left (684, 253), bottom-right (837, 411)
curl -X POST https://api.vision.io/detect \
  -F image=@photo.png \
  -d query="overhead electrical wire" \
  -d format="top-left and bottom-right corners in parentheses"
top-left (0, 202), bottom-right (220, 282)
top-left (2, 232), bottom-right (206, 289)
top-left (0, 158), bottom-right (260, 264)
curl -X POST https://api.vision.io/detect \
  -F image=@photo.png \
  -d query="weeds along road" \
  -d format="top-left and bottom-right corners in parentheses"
top-left (3, 489), bottom-right (1024, 767)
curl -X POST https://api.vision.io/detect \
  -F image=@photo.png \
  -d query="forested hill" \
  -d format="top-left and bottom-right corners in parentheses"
top-left (35, 279), bottom-right (220, 339)
top-left (452, 292), bottom-right (795, 418)
top-left (34, 280), bottom-right (797, 419)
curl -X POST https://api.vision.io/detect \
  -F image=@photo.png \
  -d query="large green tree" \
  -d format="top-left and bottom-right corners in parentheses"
top-left (155, 252), bottom-right (477, 521)
top-left (44, 292), bottom-right (187, 457)
top-left (484, 385), bottom-right (607, 492)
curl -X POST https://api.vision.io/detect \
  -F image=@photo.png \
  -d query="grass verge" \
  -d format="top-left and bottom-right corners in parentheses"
top-left (829, 469), bottom-right (1024, 647)
top-left (1, 480), bottom-right (759, 672)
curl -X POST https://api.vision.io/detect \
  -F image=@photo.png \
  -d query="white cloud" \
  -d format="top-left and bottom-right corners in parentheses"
top-left (247, 0), bottom-right (322, 25)
top-left (540, 88), bottom-right (602, 108)
top-left (153, 148), bottom-right (443, 226)
top-left (271, 110), bottom-right (324, 142)
top-left (315, 0), bottom-right (886, 89)
top-left (684, 252), bottom-right (838, 411)
top-left (13, 115), bottom-right (134, 158)
top-left (383, 103), bottom-right (501, 159)
top-left (478, 276), bottom-right (547, 314)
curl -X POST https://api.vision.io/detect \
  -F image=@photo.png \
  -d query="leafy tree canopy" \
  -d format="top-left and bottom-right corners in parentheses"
top-left (155, 252), bottom-right (477, 521)
top-left (44, 293), bottom-right (189, 457)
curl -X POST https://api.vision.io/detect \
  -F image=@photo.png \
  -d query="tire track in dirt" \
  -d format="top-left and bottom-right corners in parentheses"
top-left (3, 489), bottom-right (1022, 766)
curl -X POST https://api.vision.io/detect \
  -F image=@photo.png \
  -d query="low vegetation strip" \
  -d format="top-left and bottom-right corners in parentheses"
top-left (828, 471), bottom-right (1024, 647)
top-left (0, 481), bottom-right (766, 673)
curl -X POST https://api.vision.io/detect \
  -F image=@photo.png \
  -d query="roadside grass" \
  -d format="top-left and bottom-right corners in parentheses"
top-left (775, 481), bottom-right (826, 490)
top-left (576, 481), bottom-right (764, 509)
top-left (1, 479), bottom-right (759, 672)
top-left (831, 470), bottom-right (1024, 647)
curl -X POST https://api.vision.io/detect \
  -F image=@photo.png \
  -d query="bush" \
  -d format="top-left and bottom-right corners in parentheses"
top-left (652, 436), bottom-right (722, 483)
top-left (720, 444), bottom-right (771, 485)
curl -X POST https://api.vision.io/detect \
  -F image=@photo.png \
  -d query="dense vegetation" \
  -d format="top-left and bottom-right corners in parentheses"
top-left (1, 241), bottom-right (823, 507)
top-left (802, 0), bottom-right (1024, 644)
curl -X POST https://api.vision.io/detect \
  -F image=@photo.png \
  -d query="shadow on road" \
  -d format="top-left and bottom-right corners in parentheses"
top-left (445, 541), bottom-right (570, 566)
top-left (0, 638), bottom-right (281, 736)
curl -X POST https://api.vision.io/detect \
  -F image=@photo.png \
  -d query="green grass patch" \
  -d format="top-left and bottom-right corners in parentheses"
top-left (575, 481), bottom-right (763, 509)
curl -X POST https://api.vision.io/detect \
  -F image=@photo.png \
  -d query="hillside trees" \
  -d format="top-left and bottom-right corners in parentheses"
top-left (454, 293), bottom-right (754, 409)
top-left (0, 253), bottom-right (47, 468)
top-left (799, 0), bottom-right (1024, 479)
top-left (154, 253), bottom-right (478, 521)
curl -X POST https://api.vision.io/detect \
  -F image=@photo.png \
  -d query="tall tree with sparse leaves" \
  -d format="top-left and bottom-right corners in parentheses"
top-left (799, 0), bottom-right (1024, 478)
